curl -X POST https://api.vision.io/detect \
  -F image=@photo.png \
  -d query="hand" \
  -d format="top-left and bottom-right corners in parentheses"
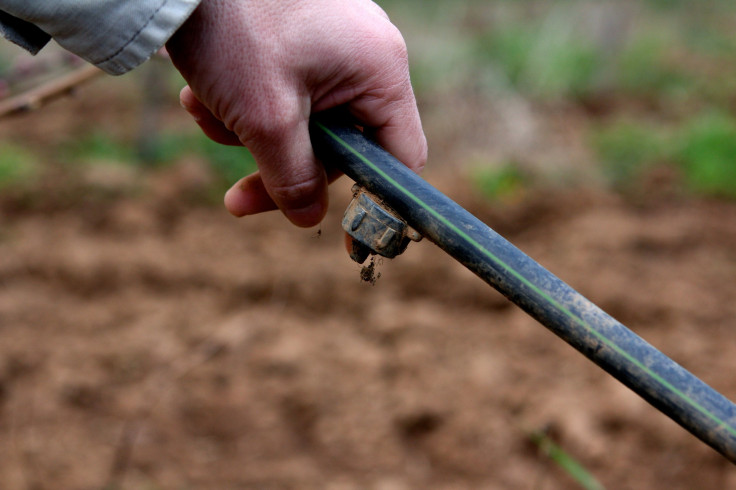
top-left (166, 0), bottom-right (427, 227)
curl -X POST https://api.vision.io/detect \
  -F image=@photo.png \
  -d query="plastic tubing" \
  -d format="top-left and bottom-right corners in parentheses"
top-left (310, 114), bottom-right (736, 463)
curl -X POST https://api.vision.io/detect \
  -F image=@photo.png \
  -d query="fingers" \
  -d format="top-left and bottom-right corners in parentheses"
top-left (224, 171), bottom-right (279, 216)
top-left (311, 25), bottom-right (428, 175)
top-left (181, 85), bottom-right (328, 226)
top-left (180, 86), bottom-right (242, 146)
top-left (179, 85), bottom-right (282, 216)
top-left (235, 115), bottom-right (330, 227)
top-left (348, 62), bottom-right (428, 174)
top-left (359, 100), bottom-right (428, 174)
top-left (314, 82), bottom-right (428, 175)
top-left (180, 84), bottom-right (337, 227)
top-left (225, 165), bottom-right (344, 218)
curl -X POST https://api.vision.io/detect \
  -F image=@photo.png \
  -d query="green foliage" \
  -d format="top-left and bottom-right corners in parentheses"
top-left (674, 113), bottom-right (736, 198)
top-left (69, 132), bottom-right (137, 166)
top-left (0, 143), bottom-right (39, 189)
top-left (479, 27), bottom-right (534, 87)
top-left (151, 132), bottom-right (257, 186)
top-left (385, 0), bottom-right (736, 110)
top-left (592, 112), bottom-right (736, 199)
top-left (68, 130), bottom-right (256, 188)
top-left (194, 133), bottom-right (257, 185)
top-left (139, 132), bottom-right (188, 165)
top-left (529, 429), bottom-right (606, 490)
top-left (615, 34), bottom-right (690, 97)
top-left (476, 18), bottom-right (601, 98)
top-left (591, 120), bottom-right (664, 189)
top-left (472, 161), bottom-right (528, 200)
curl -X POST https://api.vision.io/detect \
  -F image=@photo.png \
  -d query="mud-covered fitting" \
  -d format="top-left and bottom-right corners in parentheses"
top-left (342, 185), bottom-right (422, 264)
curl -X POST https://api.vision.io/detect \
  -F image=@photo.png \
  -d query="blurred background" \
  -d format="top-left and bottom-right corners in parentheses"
top-left (1, 1), bottom-right (736, 488)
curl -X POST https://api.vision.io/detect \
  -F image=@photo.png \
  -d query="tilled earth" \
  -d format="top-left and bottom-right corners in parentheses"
top-left (1, 168), bottom-right (735, 489)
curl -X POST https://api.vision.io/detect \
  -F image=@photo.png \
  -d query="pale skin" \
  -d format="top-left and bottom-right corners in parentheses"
top-left (166, 0), bottom-right (427, 228)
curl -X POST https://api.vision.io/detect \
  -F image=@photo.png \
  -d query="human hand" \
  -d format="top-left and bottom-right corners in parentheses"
top-left (166, 0), bottom-right (427, 227)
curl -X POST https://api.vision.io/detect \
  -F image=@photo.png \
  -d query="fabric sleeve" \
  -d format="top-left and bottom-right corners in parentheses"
top-left (0, 0), bottom-right (201, 75)
top-left (0, 10), bottom-right (51, 55)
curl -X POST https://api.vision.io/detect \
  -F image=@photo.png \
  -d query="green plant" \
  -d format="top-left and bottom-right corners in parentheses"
top-left (147, 131), bottom-right (257, 187)
top-left (591, 119), bottom-right (664, 189)
top-left (67, 129), bottom-right (256, 188)
top-left (615, 33), bottom-right (690, 97)
top-left (474, 8), bottom-right (602, 99)
top-left (471, 161), bottom-right (528, 200)
top-left (529, 429), bottom-right (605, 490)
top-left (69, 132), bottom-right (137, 166)
top-left (674, 112), bottom-right (736, 198)
top-left (0, 143), bottom-right (39, 189)
top-left (194, 133), bottom-right (257, 186)
top-left (592, 111), bottom-right (736, 199)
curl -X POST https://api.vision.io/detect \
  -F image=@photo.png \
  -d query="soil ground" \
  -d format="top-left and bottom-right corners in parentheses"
top-left (1, 73), bottom-right (736, 490)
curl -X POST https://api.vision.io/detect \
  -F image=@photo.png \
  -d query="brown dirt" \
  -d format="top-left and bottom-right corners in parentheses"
top-left (1, 170), bottom-right (736, 489)
top-left (1, 73), bottom-right (735, 489)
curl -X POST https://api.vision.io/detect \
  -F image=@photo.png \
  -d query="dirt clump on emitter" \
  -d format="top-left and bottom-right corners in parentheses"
top-left (360, 256), bottom-right (382, 285)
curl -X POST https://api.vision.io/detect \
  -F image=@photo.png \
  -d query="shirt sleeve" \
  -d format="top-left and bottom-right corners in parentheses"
top-left (0, 0), bottom-right (201, 75)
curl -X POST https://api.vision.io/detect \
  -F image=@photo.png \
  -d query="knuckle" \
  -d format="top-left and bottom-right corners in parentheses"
top-left (415, 135), bottom-right (429, 172)
top-left (402, 131), bottom-right (428, 174)
top-left (355, 19), bottom-right (408, 65)
top-left (378, 24), bottom-right (409, 61)
top-left (235, 110), bottom-right (295, 147)
top-left (228, 91), bottom-right (301, 147)
top-left (268, 171), bottom-right (324, 208)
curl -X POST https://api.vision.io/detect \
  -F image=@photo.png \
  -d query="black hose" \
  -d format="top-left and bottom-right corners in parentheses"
top-left (310, 113), bottom-right (736, 463)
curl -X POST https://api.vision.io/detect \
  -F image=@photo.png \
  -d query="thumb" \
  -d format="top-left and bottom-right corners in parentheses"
top-left (235, 116), bottom-right (329, 228)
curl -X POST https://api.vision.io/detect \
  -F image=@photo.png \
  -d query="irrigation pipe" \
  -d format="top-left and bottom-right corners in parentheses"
top-left (309, 113), bottom-right (736, 463)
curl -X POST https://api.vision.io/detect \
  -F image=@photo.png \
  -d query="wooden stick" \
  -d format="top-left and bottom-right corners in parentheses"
top-left (0, 64), bottom-right (104, 119)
